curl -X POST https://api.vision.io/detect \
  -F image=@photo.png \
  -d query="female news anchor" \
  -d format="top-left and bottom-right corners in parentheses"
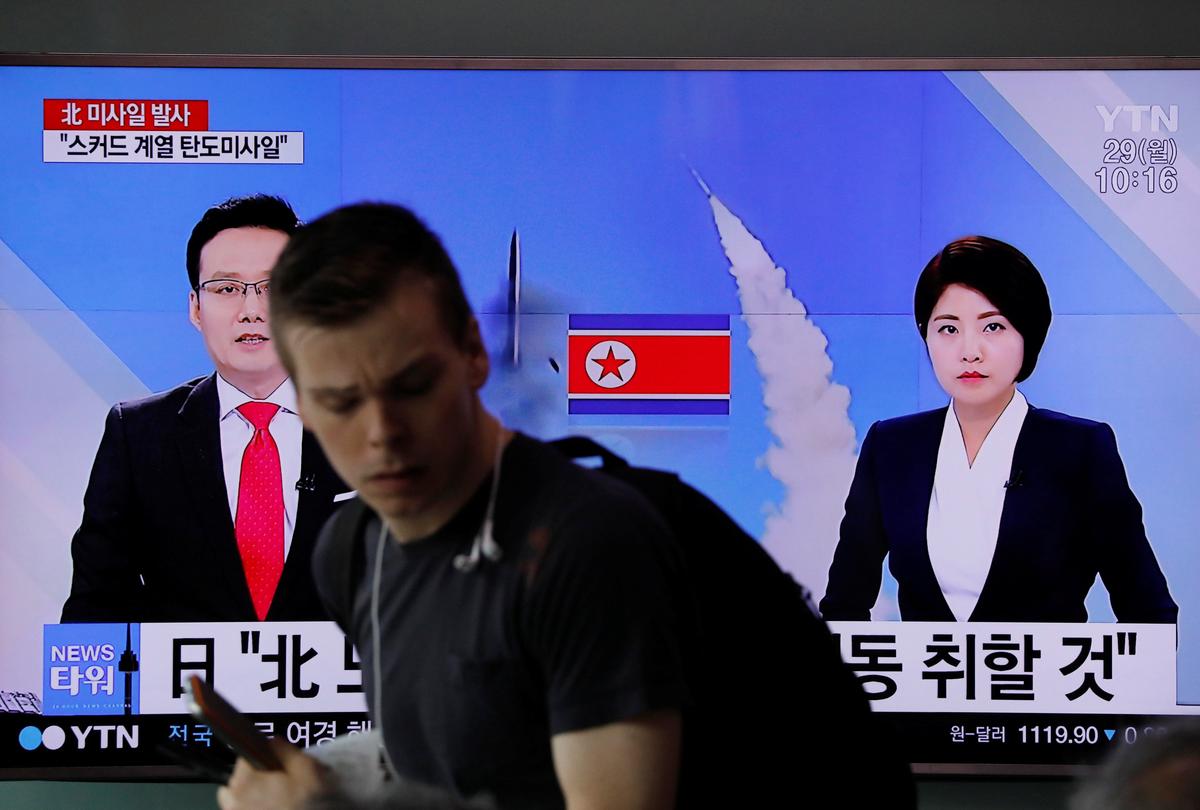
top-left (819, 236), bottom-right (1177, 623)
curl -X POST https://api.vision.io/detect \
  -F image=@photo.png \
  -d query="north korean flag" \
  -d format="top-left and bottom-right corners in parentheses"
top-left (567, 314), bottom-right (731, 414)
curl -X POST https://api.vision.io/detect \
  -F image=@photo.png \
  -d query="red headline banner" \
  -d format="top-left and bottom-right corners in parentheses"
top-left (43, 99), bottom-right (209, 131)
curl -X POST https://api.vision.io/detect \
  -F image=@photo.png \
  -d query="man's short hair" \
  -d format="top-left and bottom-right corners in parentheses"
top-left (269, 202), bottom-right (474, 374)
top-left (913, 235), bottom-right (1052, 383)
top-left (186, 195), bottom-right (300, 290)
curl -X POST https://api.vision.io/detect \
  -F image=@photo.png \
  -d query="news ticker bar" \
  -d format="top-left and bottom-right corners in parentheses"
top-left (2, 711), bottom-right (1192, 773)
top-left (39, 621), bottom-right (1178, 717)
top-left (0, 711), bottom-right (369, 771)
top-left (42, 622), bottom-right (368, 717)
top-left (882, 712), bottom-right (1193, 767)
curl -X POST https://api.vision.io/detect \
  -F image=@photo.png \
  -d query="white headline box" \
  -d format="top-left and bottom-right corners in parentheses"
top-left (828, 621), bottom-right (1179, 714)
top-left (43, 130), bottom-right (304, 164)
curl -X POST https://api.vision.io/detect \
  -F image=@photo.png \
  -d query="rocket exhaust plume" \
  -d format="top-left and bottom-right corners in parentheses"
top-left (695, 169), bottom-right (859, 606)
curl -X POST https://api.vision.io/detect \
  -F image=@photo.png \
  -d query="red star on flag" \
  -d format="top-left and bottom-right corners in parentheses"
top-left (591, 346), bottom-right (630, 382)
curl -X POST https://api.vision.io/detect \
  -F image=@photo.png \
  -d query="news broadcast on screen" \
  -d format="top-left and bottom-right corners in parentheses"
top-left (0, 58), bottom-right (1196, 776)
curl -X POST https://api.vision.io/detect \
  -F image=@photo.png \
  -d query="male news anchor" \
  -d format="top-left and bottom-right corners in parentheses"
top-left (62, 195), bottom-right (349, 623)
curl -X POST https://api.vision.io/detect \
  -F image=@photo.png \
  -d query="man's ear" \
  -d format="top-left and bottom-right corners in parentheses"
top-left (188, 290), bottom-right (201, 331)
top-left (463, 316), bottom-right (490, 390)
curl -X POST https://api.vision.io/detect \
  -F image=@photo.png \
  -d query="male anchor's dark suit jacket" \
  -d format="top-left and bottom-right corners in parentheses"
top-left (61, 374), bottom-right (348, 623)
top-left (819, 405), bottom-right (1177, 623)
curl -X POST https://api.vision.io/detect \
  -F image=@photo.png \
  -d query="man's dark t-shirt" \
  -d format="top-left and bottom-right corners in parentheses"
top-left (312, 433), bottom-right (691, 809)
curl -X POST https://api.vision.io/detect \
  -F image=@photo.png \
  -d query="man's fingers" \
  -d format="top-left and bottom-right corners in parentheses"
top-left (273, 739), bottom-right (329, 784)
top-left (272, 737), bottom-right (307, 767)
top-left (218, 745), bottom-right (328, 810)
top-left (226, 755), bottom-right (255, 786)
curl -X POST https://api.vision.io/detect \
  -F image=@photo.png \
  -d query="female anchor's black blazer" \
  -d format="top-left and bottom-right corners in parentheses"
top-left (819, 405), bottom-right (1178, 623)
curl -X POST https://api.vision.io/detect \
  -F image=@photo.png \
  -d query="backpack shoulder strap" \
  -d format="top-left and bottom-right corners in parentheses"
top-left (322, 498), bottom-right (371, 628)
top-left (548, 435), bottom-right (630, 471)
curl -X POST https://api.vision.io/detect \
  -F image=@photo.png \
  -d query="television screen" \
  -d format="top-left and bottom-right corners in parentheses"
top-left (0, 57), bottom-right (1196, 776)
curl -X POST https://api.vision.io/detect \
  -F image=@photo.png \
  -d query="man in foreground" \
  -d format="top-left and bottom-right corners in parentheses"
top-left (219, 202), bottom-right (690, 809)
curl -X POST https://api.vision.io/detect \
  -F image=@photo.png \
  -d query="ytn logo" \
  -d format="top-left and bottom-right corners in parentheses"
top-left (18, 724), bottom-right (138, 750)
top-left (1096, 105), bottom-right (1179, 133)
top-left (18, 725), bottom-right (66, 750)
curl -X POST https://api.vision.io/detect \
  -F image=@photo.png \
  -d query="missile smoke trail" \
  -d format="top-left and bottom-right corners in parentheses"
top-left (697, 173), bottom-right (859, 605)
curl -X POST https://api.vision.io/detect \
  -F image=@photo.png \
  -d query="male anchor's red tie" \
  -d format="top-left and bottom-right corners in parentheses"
top-left (235, 402), bottom-right (284, 620)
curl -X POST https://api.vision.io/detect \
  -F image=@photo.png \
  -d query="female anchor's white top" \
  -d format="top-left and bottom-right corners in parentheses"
top-left (927, 390), bottom-right (1029, 621)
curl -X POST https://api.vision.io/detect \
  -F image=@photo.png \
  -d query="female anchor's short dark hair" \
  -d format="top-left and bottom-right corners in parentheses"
top-left (914, 235), bottom-right (1052, 383)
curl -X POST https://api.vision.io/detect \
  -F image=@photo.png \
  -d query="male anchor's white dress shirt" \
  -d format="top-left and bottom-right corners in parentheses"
top-left (926, 390), bottom-right (1029, 621)
top-left (216, 374), bottom-right (302, 556)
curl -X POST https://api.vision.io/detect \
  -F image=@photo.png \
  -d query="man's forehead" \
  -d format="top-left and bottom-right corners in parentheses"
top-left (300, 346), bottom-right (441, 396)
top-left (291, 302), bottom-right (440, 364)
top-left (286, 276), bottom-right (466, 381)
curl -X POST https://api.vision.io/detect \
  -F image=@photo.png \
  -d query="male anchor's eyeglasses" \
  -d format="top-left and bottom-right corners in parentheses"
top-left (197, 278), bottom-right (271, 299)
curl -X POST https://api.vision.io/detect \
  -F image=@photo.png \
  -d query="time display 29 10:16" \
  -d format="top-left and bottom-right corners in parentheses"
top-left (1094, 165), bottom-right (1178, 194)
top-left (1019, 725), bottom-right (1101, 744)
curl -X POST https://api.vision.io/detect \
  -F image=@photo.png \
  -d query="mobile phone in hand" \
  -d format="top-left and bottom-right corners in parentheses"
top-left (184, 674), bottom-right (283, 771)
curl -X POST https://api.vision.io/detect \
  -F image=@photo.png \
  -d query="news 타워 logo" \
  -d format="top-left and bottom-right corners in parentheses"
top-left (43, 623), bottom-right (139, 716)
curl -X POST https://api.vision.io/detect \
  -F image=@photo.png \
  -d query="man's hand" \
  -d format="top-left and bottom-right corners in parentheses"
top-left (217, 739), bottom-right (331, 810)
